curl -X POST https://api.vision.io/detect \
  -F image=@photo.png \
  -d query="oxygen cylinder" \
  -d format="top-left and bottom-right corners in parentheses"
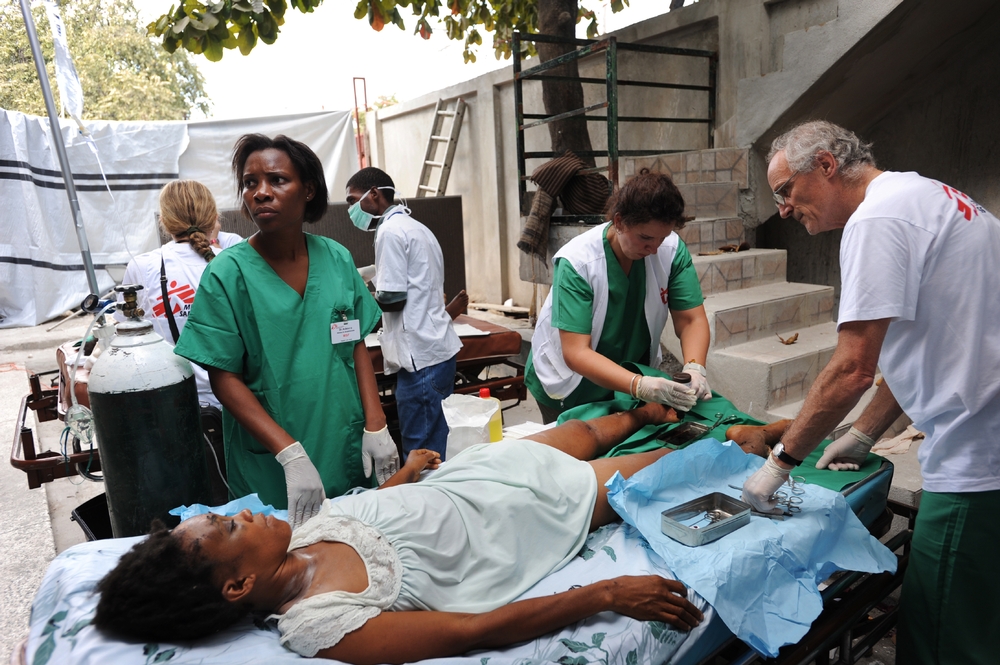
top-left (88, 288), bottom-right (213, 537)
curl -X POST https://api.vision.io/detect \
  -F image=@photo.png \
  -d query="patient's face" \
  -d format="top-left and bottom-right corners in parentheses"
top-left (174, 509), bottom-right (291, 576)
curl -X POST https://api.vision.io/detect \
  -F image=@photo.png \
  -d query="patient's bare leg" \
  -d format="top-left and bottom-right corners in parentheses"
top-left (587, 448), bottom-right (673, 531)
top-left (525, 402), bottom-right (679, 461)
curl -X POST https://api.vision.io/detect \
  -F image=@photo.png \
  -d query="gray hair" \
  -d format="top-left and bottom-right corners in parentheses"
top-left (768, 121), bottom-right (876, 181)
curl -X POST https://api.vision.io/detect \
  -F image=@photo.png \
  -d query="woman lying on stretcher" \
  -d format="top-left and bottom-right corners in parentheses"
top-left (94, 403), bottom-right (704, 664)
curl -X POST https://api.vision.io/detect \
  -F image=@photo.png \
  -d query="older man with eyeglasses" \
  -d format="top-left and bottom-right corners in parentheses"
top-left (743, 120), bottom-right (1000, 665)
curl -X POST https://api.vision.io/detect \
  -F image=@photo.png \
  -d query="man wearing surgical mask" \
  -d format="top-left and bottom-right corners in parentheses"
top-left (346, 168), bottom-right (463, 459)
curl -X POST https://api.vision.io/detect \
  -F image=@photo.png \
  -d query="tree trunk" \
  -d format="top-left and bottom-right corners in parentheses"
top-left (536, 0), bottom-right (595, 167)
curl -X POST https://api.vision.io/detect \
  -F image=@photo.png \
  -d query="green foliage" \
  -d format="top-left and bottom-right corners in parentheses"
top-left (146, 0), bottom-right (630, 64)
top-left (0, 0), bottom-right (209, 120)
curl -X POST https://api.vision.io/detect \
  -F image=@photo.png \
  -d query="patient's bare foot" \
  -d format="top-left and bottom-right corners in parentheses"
top-left (635, 401), bottom-right (680, 427)
top-left (445, 290), bottom-right (469, 319)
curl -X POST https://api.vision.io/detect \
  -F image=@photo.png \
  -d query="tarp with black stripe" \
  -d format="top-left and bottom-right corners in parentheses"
top-left (0, 109), bottom-right (357, 328)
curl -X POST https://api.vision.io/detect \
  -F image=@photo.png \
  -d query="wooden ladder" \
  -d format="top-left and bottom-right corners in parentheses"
top-left (415, 98), bottom-right (466, 197)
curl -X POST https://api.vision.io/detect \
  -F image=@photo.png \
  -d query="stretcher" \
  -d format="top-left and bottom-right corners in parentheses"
top-left (15, 421), bottom-right (907, 665)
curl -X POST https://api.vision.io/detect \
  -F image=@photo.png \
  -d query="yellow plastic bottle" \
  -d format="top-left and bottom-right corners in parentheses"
top-left (479, 388), bottom-right (504, 442)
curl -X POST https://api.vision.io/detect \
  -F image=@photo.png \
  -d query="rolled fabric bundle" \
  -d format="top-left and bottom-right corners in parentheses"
top-left (517, 189), bottom-right (556, 259)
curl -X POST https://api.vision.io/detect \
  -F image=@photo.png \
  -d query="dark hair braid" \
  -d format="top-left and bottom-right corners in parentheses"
top-left (607, 168), bottom-right (689, 229)
top-left (93, 520), bottom-right (248, 641)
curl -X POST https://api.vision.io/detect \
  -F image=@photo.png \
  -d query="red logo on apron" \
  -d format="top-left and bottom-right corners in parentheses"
top-left (152, 281), bottom-right (197, 317)
top-left (660, 287), bottom-right (669, 305)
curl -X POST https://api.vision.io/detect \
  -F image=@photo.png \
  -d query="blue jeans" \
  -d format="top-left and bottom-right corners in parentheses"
top-left (394, 355), bottom-right (457, 459)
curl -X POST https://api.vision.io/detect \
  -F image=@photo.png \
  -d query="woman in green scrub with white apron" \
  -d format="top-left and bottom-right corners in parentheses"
top-left (175, 134), bottom-right (398, 528)
top-left (526, 169), bottom-right (712, 423)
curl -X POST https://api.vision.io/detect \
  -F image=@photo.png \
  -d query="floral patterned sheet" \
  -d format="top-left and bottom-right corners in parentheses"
top-left (26, 522), bottom-right (718, 665)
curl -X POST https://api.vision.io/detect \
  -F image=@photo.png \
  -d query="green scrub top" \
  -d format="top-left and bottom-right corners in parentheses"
top-left (174, 234), bottom-right (382, 508)
top-left (526, 233), bottom-right (703, 413)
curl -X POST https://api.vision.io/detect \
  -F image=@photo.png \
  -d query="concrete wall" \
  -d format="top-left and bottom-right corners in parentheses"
top-left (755, 0), bottom-right (1000, 313)
top-left (367, 0), bottom-right (914, 307)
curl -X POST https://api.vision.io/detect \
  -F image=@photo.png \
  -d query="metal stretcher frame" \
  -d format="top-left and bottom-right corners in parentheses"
top-left (691, 460), bottom-right (911, 665)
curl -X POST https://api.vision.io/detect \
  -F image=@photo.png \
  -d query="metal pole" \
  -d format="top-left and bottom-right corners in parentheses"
top-left (18, 0), bottom-right (100, 297)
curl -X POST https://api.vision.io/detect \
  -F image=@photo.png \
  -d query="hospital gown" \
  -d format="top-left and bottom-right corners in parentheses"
top-left (275, 439), bottom-right (599, 657)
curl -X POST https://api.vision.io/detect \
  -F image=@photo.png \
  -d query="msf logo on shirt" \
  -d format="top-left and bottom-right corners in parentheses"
top-left (940, 184), bottom-right (986, 221)
top-left (660, 287), bottom-right (669, 305)
top-left (153, 280), bottom-right (196, 318)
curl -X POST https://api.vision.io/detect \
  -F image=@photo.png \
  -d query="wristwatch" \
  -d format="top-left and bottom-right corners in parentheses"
top-left (772, 442), bottom-right (803, 467)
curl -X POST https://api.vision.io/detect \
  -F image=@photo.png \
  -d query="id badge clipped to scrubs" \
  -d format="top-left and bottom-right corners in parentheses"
top-left (331, 308), bottom-right (361, 345)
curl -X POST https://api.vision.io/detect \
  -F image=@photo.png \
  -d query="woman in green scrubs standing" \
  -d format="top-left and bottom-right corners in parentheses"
top-left (525, 169), bottom-right (712, 423)
top-left (175, 134), bottom-right (397, 527)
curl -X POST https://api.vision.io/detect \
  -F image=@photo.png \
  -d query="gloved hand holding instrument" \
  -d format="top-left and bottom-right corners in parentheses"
top-left (741, 454), bottom-right (791, 514)
top-left (363, 425), bottom-right (400, 486)
top-left (276, 441), bottom-right (326, 529)
top-left (633, 374), bottom-right (698, 411)
top-left (816, 426), bottom-right (875, 471)
top-left (682, 361), bottom-right (713, 401)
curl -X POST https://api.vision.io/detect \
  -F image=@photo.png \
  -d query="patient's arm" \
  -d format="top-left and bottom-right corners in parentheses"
top-left (318, 575), bottom-right (702, 665)
top-left (527, 401), bottom-right (679, 461)
top-left (378, 450), bottom-right (440, 489)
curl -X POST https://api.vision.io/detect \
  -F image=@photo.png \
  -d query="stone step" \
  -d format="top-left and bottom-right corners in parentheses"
top-left (623, 147), bottom-right (749, 188)
top-left (663, 282), bottom-right (835, 358)
top-left (704, 321), bottom-right (840, 420)
top-left (694, 248), bottom-right (786, 296)
top-left (676, 181), bottom-right (740, 220)
top-left (676, 217), bottom-right (745, 255)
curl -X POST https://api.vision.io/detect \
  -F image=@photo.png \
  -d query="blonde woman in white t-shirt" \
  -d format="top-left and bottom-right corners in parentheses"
top-left (118, 180), bottom-right (227, 409)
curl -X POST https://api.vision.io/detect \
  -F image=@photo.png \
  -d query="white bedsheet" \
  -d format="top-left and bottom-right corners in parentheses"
top-left (26, 522), bottom-right (716, 665)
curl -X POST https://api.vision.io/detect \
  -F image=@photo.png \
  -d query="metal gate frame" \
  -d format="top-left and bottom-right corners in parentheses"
top-left (513, 31), bottom-right (717, 215)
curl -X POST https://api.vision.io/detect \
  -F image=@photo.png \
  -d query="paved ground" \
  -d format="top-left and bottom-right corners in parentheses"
top-left (0, 310), bottom-right (909, 664)
top-left (0, 313), bottom-right (94, 662)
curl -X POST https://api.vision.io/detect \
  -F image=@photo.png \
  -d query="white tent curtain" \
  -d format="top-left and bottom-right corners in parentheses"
top-left (0, 109), bottom-right (358, 328)
top-left (0, 110), bottom-right (186, 328)
top-left (180, 110), bottom-right (358, 211)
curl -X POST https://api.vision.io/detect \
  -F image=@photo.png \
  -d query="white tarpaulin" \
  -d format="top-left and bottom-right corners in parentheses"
top-left (0, 110), bottom-right (187, 328)
top-left (0, 109), bottom-right (358, 328)
top-left (180, 110), bottom-right (357, 211)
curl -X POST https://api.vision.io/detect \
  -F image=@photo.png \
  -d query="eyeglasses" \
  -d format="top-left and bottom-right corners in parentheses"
top-left (771, 171), bottom-right (801, 206)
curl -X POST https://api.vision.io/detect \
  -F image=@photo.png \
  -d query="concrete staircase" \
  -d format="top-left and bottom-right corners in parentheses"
top-left (627, 147), bottom-right (856, 429)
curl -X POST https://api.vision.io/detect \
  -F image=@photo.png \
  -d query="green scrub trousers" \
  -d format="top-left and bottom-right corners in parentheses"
top-left (897, 489), bottom-right (1000, 665)
top-left (175, 234), bottom-right (382, 508)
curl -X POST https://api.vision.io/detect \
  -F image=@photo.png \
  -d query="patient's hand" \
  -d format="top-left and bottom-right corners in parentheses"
top-left (607, 575), bottom-right (703, 631)
top-left (405, 449), bottom-right (441, 474)
top-left (378, 449), bottom-right (441, 489)
top-left (635, 401), bottom-right (681, 427)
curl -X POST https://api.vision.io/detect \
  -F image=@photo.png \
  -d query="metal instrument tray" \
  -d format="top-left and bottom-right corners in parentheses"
top-left (660, 492), bottom-right (751, 547)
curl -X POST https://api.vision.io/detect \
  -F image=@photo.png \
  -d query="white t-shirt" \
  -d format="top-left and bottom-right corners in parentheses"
top-left (117, 241), bottom-right (222, 409)
top-left (839, 171), bottom-right (1000, 493)
top-left (373, 206), bottom-right (462, 374)
top-left (215, 231), bottom-right (243, 249)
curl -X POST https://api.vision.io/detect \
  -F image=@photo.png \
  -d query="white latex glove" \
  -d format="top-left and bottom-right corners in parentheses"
top-left (816, 427), bottom-right (875, 471)
top-left (682, 361), bottom-right (713, 401)
top-left (362, 426), bottom-right (400, 486)
top-left (635, 375), bottom-right (698, 411)
top-left (357, 264), bottom-right (376, 284)
top-left (275, 442), bottom-right (325, 529)
top-left (742, 454), bottom-right (790, 514)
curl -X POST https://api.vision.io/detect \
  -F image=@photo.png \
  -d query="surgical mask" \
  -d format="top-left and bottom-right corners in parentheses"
top-left (349, 186), bottom-right (397, 232)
